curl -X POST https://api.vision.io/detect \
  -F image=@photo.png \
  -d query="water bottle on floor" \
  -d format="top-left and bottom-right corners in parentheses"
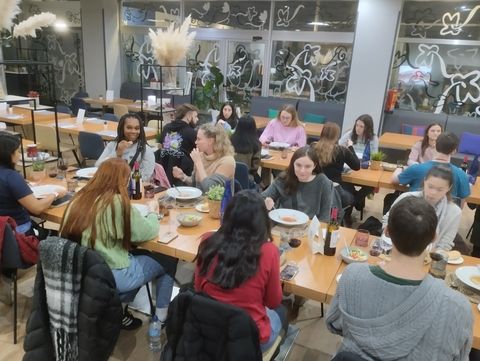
top-left (148, 315), bottom-right (162, 352)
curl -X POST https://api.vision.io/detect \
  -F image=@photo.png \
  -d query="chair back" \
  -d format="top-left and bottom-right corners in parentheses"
top-left (34, 124), bottom-right (58, 152)
top-left (56, 104), bottom-right (73, 115)
top-left (1, 223), bottom-right (24, 269)
top-left (235, 162), bottom-right (250, 190)
top-left (102, 113), bottom-right (119, 122)
top-left (78, 131), bottom-right (105, 161)
top-left (113, 104), bottom-right (129, 118)
top-left (163, 289), bottom-right (262, 361)
top-left (71, 97), bottom-right (87, 116)
top-left (73, 90), bottom-right (89, 98)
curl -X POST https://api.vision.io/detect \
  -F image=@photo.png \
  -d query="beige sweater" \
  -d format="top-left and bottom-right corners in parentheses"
top-left (193, 153), bottom-right (235, 191)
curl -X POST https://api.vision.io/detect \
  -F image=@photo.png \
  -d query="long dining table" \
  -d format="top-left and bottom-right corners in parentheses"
top-left (34, 174), bottom-right (480, 348)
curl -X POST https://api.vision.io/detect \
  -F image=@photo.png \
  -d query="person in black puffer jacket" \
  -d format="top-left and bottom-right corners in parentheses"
top-left (23, 237), bottom-right (122, 361)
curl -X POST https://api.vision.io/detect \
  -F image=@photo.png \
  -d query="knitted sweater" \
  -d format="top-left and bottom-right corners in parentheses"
top-left (408, 141), bottom-right (435, 166)
top-left (382, 191), bottom-right (461, 250)
top-left (192, 153), bottom-right (235, 192)
top-left (261, 173), bottom-right (333, 222)
top-left (326, 263), bottom-right (472, 361)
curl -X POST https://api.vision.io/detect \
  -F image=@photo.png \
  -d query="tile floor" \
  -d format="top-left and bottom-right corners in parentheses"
top-left (0, 188), bottom-right (476, 361)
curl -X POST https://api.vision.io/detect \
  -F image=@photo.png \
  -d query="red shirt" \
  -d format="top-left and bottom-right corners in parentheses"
top-left (194, 241), bottom-right (282, 343)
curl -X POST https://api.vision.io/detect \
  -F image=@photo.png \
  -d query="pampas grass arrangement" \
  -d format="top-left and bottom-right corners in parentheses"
top-left (0, 0), bottom-right (21, 30)
top-left (149, 15), bottom-right (196, 85)
top-left (13, 12), bottom-right (57, 38)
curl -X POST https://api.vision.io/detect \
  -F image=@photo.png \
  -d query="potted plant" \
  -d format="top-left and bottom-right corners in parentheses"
top-left (370, 151), bottom-right (386, 171)
top-left (31, 157), bottom-right (46, 182)
top-left (193, 65), bottom-right (224, 111)
top-left (205, 185), bottom-right (224, 219)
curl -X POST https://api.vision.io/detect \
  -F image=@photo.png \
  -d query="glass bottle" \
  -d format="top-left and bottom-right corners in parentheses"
top-left (324, 208), bottom-right (339, 256)
top-left (132, 162), bottom-right (142, 200)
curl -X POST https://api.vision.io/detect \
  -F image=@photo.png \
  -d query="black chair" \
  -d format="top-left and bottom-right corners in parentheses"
top-left (56, 104), bottom-right (73, 115)
top-left (71, 97), bottom-right (102, 117)
top-left (235, 162), bottom-right (250, 190)
top-left (102, 112), bottom-right (119, 122)
top-left (73, 90), bottom-right (89, 98)
top-left (78, 131), bottom-right (105, 166)
top-left (0, 222), bottom-right (35, 344)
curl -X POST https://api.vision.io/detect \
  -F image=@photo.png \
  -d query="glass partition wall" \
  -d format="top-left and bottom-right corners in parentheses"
top-left (389, 0), bottom-right (480, 117)
top-left (120, 0), bottom-right (358, 111)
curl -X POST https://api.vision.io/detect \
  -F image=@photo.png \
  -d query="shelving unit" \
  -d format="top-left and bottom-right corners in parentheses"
top-left (139, 64), bottom-right (193, 133)
top-left (0, 60), bottom-right (61, 154)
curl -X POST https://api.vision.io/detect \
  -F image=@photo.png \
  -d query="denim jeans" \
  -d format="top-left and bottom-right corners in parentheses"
top-left (112, 254), bottom-right (174, 308)
top-left (260, 306), bottom-right (286, 352)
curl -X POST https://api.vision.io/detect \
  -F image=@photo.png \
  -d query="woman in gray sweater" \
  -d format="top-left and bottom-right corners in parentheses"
top-left (262, 146), bottom-right (333, 222)
top-left (383, 164), bottom-right (461, 251)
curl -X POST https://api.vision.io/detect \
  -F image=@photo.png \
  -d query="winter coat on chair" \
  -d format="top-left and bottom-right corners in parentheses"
top-left (23, 236), bottom-right (122, 361)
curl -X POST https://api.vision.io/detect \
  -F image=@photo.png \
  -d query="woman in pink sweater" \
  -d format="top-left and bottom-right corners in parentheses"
top-left (259, 104), bottom-right (306, 147)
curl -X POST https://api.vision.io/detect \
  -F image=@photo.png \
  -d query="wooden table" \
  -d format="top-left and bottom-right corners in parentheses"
top-left (0, 106), bottom-right (71, 126)
top-left (255, 116), bottom-right (324, 137)
top-left (341, 168), bottom-right (384, 188)
top-left (379, 132), bottom-right (422, 150)
top-left (83, 97), bottom-right (134, 107)
top-left (36, 117), bottom-right (157, 141)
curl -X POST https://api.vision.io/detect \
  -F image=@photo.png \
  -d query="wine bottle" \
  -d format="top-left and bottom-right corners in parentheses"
top-left (132, 162), bottom-right (142, 200)
top-left (324, 208), bottom-right (339, 256)
top-left (461, 155), bottom-right (468, 173)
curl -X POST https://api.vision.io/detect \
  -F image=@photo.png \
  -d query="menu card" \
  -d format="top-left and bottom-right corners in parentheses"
top-left (308, 216), bottom-right (326, 255)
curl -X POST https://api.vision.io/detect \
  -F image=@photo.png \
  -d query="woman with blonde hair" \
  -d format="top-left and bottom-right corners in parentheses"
top-left (314, 122), bottom-right (360, 208)
top-left (173, 123), bottom-right (236, 191)
top-left (60, 158), bottom-right (176, 330)
top-left (259, 104), bottom-right (306, 147)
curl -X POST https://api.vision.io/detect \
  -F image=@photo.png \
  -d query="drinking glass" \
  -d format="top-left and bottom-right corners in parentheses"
top-left (429, 251), bottom-right (448, 279)
top-left (143, 176), bottom-right (155, 199)
top-left (57, 157), bottom-right (68, 179)
top-left (355, 229), bottom-right (370, 247)
top-left (47, 164), bottom-right (58, 178)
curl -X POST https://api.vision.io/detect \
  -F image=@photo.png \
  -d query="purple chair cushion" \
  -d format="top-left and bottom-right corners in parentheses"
top-left (401, 124), bottom-right (426, 136)
top-left (459, 132), bottom-right (480, 155)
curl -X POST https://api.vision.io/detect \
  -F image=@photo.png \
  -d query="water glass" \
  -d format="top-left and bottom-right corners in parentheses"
top-left (355, 229), bottom-right (370, 247)
top-left (67, 179), bottom-right (78, 193)
top-left (429, 251), bottom-right (448, 279)
top-left (280, 147), bottom-right (288, 159)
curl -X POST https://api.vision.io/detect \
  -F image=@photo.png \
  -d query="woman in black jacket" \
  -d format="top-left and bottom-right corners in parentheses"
top-left (314, 122), bottom-right (360, 211)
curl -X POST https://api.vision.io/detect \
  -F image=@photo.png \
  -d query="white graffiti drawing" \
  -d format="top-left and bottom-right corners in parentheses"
top-left (440, 5), bottom-right (480, 36)
top-left (276, 4), bottom-right (305, 27)
top-left (450, 71), bottom-right (480, 104)
top-left (285, 65), bottom-right (315, 101)
top-left (198, 44), bottom-right (220, 86)
top-left (191, 2), bottom-right (211, 18)
top-left (135, 40), bottom-right (158, 81)
top-left (410, 19), bottom-right (441, 38)
top-left (446, 48), bottom-right (479, 71)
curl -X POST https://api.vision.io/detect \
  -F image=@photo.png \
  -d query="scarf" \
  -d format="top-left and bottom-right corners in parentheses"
top-left (40, 237), bottom-right (87, 361)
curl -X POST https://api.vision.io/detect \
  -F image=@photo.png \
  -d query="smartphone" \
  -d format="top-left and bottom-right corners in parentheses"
top-left (51, 193), bottom-right (73, 207)
top-left (280, 263), bottom-right (299, 281)
top-left (261, 154), bottom-right (273, 160)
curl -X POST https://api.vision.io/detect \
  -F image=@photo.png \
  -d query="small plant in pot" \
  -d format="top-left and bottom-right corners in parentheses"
top-left (370, 151), bottom-right (386, 170)
top-left (205, 185), bottom-right (224, 219)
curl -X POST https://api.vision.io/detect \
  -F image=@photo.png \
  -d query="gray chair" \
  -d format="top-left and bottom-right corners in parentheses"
top-left (0, 221), bottom-right (36, 344)
top-left (380, 109), bottom-right (447, 134)
top-left (78, 131), bottom-right (105, 166)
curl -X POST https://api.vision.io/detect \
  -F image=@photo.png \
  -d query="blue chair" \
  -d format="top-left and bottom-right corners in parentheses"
top-left (73, 90), bottom-right (89, 98)
top-left (78, 131), bottom-right (105, 166)
top-left (235, 162), bottom-right (250, 190)
top-left (102, 113), bottom-right (119, 122)
top-left (56, 104), bottom-right (73, 115)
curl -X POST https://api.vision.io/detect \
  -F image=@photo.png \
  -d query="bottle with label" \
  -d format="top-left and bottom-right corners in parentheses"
top-left (324, 208), bottom-right (339, 256)
top-left (220, 180), bottom-right (232, 220)
top-left (461, 155), bottom-right (469, 173)
top-left (132, 162), bottom-right (142, 200)
top-left (148, 314), bottom-right (162, 352)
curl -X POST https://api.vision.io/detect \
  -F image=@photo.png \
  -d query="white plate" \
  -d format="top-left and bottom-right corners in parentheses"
top-left (268, 208), bottom-right (309, 226)
top-left (76, 167), bottom-right (98, 179)
top-left (195, 203), bottom-right (209, 213)
top-left (166, 186), bottom-right (202, 200)
top-left (269, 142), bottom-right (290, 149)
top-left (448, 257), bottom-right (464, 265)
top-left (31, 185), bottom-right (66, 199)
top-left (132, 204), bottom-right (149, 217)
top-left (23, 152), bottom-right (50, 162)
top-left (455, 266), bottom-right (480, 291)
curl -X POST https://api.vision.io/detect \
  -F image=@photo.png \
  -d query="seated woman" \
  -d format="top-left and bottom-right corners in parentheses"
top-left (382, 164), bottom-right (461, 251)
top-left (195, 190), bottom-right (286, 352)
top-left (216, 102), bottom-right (238, 131)
top-left (60, 158), bottom-right (175, 330)
top-left (338, 114), bottom-right (378, 157)
top-left (96, 113), bottom-right (154, 180)
top-left (338, 114), bottom-right (378, 212)
top-left (408, 123), bottom-right (442, 166)
top-left (155, 103), bottom-right (198, 184)
top-left (262, 146), bottom-right (333, 222)
top-left (314, 122), bottom-right (360, 208)
top-left (259, 105), bottom-right (306, 147)
top-left (231, 115), bottom-right (261, 185)
top-left (0, 132), bottom-right (66, 235)
top-left (172, 123), bottom-right (235, 191)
